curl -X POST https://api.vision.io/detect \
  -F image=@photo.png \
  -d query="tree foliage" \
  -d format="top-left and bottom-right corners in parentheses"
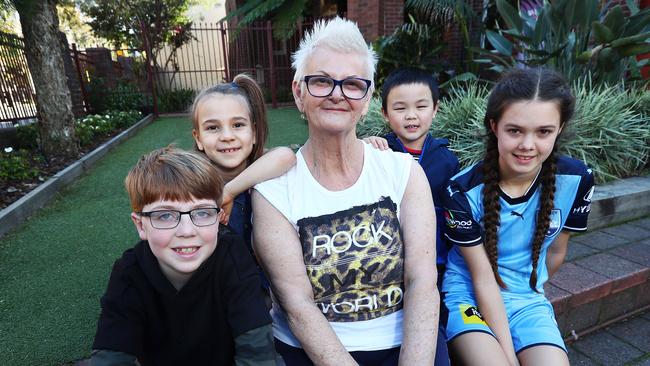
top-left (80, 0), bottom-right (193, 49)
top-left (221, 0), bottom-right (309, 40)
top-left (57, 0), bottom-right (101, 47)
top-left (80, 0), bottom-right (196, 89)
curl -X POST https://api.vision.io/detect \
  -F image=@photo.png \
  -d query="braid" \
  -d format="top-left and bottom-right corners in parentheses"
top-left (481, 67), bottom-right (574, 291)
top-left (529, 147), bottom-right (558, 291)
top-left (482, 134), bottom-right (507, 289)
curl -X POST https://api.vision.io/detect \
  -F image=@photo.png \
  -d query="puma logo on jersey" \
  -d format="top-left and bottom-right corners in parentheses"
top-left (510, 211), bottom-right (524, 220)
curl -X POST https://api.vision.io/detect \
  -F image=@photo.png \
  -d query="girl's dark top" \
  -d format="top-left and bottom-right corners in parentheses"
top-left (228, 191), bottom-right (253, 253)
top-left (92, 226), bottom-right (271, 366)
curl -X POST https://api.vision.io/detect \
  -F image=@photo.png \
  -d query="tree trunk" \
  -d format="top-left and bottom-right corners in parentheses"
top-left (18, 0), bottom-right (78, 160)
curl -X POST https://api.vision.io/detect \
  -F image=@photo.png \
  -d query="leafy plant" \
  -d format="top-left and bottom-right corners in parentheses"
top-left (562, 81), bottom-right (650, 181)
top-left (433, 82), bottom-right (490, 168)
top-left (405, 0), bottom-right (481, 73)
top-left (104, 83), bottom-right (146, 112)
top-left (106, 110), bottom-right (143, 128)
top-left (14, 121), bottom-right (39, 149)
top-left (356, 97), bottom-right (389, 138)
top-left (373, 17), bottom-right (449, 93)
top-left (478, 0), bottom-right (650, 85)
top-left (358, 81), bottom-right (650, 184)
top-left (0, 148), bottom-right (40, 182)
top-left (86, 78), bottom-right (146, 114)
top-left (75, 110), bottom-right (142, 146)
top-left (157, 88), bottom-right (196, 113)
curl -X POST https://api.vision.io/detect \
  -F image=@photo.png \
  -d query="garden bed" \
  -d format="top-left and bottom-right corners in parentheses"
top-left (1, 111), bottom-right (143, 210)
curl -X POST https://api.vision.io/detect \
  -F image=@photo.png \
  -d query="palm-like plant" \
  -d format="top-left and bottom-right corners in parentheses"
top-left (220, 0), bottom-right (308, 40)
top-left (478, 0), bottom-right (650, 85)
top-left (405, 0), bottom-right (481, 72)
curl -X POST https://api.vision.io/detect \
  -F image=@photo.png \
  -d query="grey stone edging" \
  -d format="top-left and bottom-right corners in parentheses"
top-left (0, 114), bottom-right (155, 238)
top-left (588, 175), bottom-right (650, 230)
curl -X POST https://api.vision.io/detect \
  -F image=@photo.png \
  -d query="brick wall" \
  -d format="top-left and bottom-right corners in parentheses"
top-left (444, 0), bottom-right (484, 69)
top-left (347, 0), bottom-right (404, 42)
top-left (382, 0), bottom-right (404, 36)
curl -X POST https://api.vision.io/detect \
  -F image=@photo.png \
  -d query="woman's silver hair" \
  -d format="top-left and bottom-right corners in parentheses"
top-left (291, 17), bottom-right (378, 82)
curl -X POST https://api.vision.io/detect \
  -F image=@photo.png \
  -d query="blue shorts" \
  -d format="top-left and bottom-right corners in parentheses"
top-left (443, 291), bottom-right (566, 353)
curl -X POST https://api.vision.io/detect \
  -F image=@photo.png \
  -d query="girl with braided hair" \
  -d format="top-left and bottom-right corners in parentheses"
top-left (440, 68), bottom-right (594, 366)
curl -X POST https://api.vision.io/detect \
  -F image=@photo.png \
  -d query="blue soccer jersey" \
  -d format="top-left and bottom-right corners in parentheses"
top-left (441, 156), bottom-right (594, 295)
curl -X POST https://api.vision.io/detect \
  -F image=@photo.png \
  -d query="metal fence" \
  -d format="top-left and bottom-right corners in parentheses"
top-left (0, 32), bottom-right (37, 125)
top-left (0, 20), bottom-right (312, 125)
top-left (155, 20), bottom-right (313, 108)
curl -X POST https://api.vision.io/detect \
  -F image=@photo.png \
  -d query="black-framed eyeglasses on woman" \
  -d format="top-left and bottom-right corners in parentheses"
top-left (302, 75), bottom-right (372, 100)
top-left (138, 208), bottom-right (221, 229)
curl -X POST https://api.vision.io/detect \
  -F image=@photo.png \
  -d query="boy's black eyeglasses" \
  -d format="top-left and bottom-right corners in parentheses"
top-left (302, 75), bottom-right (372, 100)
top-left (138, 208), bottom-right (221, 229)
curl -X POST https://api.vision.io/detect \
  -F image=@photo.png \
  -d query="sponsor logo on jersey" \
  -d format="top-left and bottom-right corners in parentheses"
top-left (546, 209), bottom-right (561, 237)
top-left (459, 304), bottom-right (487, 325)
top-left (444, 210), bottom-right (473, 230)
top-left (572, 204), bottom-right (591, 215)
top-left (584, 186), bottom-right (594, 202)
top-left (447, 185), bottom-right (459, 197)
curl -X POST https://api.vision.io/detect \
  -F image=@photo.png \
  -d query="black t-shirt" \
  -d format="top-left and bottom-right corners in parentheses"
top-left (92, 226), bottom-right (271, 366)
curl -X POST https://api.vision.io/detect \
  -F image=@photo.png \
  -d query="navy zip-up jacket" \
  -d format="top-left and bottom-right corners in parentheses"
top-left (385, 132), bottom-right (459, 267)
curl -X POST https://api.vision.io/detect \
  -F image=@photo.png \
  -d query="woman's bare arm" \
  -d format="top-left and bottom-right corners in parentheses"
top-left (251, 190), bottom-right (357, 366)
top-left (398, 163), bottom-right (438, 365)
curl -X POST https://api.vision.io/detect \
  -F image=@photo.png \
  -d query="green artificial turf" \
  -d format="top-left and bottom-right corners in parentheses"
top-left (266, 106), bottom-right (308, 147)
top-left (0, 110), bottom-right (306, 366)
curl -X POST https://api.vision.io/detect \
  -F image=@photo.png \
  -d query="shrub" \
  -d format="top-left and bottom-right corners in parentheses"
top-left (106, 110), bottom-right (143, 129)
top-left (478, 1), bottom-right (650, 86)
top-left (358, 81), bottom-right (650, 184)
top-left (262, 85), bottom-right (294, 104)
top-left (0, 148), bottom-right (40, 182)
top-left (74, 110), bottom-right (141, 147)
top-left (86, 78), bottom-right (146, 114)
top-left (563, 82), bottom-right (650, 181)
top-left (14, 121), bottom-right (39, 149)
top-left (356, 97), bottom-right (389, 138)
top-left (104, 83), bottom-right (146, 112)
top-left (157, 88), bottom-right (196, 113)
top-left (433, 82), bottom-right (490, 169)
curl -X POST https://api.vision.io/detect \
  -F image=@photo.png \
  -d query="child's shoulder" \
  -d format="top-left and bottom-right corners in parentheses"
top-left (556, 155), bottom-right (591, 176)
top-left (102, 242), bottom-right (153, 299)
top-left (448, 161), bottom-right (484, 192)
top-left (217, 226), bottom-right (260, 278)
top-left (111, 243), bottom-right (143, 275)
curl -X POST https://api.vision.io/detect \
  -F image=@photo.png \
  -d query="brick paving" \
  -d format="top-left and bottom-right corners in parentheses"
top-left (559, 215), bottom-right (650, 365)
top-left (568, 311), bottom-right (650, 365)
top-left (547, 215), bottom-right (650, 338)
